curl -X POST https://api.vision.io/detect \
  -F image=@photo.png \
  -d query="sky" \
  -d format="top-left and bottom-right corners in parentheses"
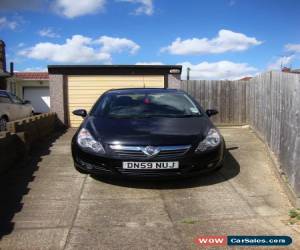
top-left (0, 0), bottom-right (300, 80)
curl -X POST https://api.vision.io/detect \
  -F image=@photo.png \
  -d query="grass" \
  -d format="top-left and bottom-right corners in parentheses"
top-left (288, 208), bottom-right (300, 224)
top-left (181, 218), bottom-right (199, 224)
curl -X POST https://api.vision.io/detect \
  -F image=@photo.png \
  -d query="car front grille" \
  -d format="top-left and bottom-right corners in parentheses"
top-left (108, 144), bottom-right (191, 160)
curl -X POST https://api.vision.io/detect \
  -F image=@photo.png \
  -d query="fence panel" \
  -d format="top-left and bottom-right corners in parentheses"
top-left (181, 80), bottom-right (247, 125)
top-left (181, 72), bottom-right (300, 197)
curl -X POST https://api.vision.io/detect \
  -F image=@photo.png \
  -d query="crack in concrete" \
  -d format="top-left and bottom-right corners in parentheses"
top-left (63, 174), bottom-right (88, 250)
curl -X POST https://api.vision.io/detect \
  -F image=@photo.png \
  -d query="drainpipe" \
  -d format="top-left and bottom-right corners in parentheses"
top-left (187, 67), bottom-right (190, 80)
top-left (10, 62), bottom-right (14, 76)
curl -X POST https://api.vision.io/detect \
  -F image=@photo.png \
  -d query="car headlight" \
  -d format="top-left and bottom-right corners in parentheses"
top-left (195, 128), bottom-right (221, 153)
top-left (77, 128), bottom-right (105, 155)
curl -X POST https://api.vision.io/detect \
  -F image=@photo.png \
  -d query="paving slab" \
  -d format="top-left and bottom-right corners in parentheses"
top-left (12, 199), bottom-right (78, 228)
top-left (38, 155), bottom-right (74, 167)
top-left (81, 176), bottom-right (161, 200)
top-left (74, 198), bottom-right (172, 228)
top-left (0, 127), bottom-right (299, 250)
top-left (65, 225), bottom-right (184, 250)
top-left (0, 228), bottom-right (69, 250)
top-left (25, 176), bottom-right (84, 200)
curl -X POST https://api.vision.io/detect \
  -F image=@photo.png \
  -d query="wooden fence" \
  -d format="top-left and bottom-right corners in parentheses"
top-left (247, 72), bottom-right (300, 198)
top-left (181, 80), bottom-right (248, 125)
top-left (181, 71), bottom-right (300, 198)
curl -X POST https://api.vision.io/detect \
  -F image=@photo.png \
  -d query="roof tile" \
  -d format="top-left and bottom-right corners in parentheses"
top-left (15, 72), bottom-right (49, 80)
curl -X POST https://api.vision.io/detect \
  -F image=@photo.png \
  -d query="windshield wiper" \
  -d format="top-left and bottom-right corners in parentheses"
top-left (184, 114), bottom-right (200, 117)
top-left (108, 115), bottom-right (152, 119)
top-left (144, 114), bottom-right (201, 118)
top-left (108, 114), bottom-right (201, 119)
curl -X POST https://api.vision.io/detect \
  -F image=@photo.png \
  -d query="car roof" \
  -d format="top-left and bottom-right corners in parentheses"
top-left (105, 88), bottom-right (185, 95)
top-left (0, 90), bottom-right (8, 96)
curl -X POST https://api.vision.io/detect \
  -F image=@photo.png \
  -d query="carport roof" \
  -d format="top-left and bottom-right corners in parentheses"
top-left (0, 71), bottom-right (10, 78)
top-left (47, 65), bottom-right (182, 75)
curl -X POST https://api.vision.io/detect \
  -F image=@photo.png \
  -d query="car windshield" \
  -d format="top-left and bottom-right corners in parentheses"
top-left (92, 92), bottom-right (201, 118)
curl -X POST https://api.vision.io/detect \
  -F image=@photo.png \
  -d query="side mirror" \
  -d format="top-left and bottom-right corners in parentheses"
top-left (206, 109), bottom-right (219, 117)
top-left (73, 109), bottom-right (87, 117)
top-left (23, 100), bottom-right (31, 104)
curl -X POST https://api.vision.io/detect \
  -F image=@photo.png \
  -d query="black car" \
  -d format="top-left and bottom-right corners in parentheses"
top-left (71, 88), bottom-right (225, 178)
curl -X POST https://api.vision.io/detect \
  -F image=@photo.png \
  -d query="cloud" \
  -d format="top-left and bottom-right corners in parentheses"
top-left (38, 28), bottom-right (60, 38)
top-left (0, 0), bottom-right (153, 17)
top-left (267, 55), bottom-right (294, 70)
top-left (19, 35), bottom-right (140, 64)
top-left (96, 36), bottom-right (140, 54)
top-left (118, 0), bottom-right (153, 15)
top-left (161, 29), bottom-right (262, 55)
top-left (23, 67), bottom-right (47, 72)
top-left (0, 0), bottom-right (44, 10)
top-left (53, 0), bottom-right (106, 18)
top-left (136, 62), bottom-right (164, 65)
top-left (179, 61), bottom-right (258, 80)
top-left (0, 16), bottom-right (18, 30)
top-left (266, 43), bottom-right (300, 70)
top-left (19, 35), bottom-right (109, 63)
top-left (285, 43), bottom-right (300, 53)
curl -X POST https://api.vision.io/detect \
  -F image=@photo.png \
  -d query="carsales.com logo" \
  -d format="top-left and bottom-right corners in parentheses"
top-left (194, 235), bottom-right (292, 247)
top-left (194, 236), bottom-right (227, 247)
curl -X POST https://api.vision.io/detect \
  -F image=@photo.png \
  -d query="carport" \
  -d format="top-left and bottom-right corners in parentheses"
top-left (48, 65), bottom-right (182, 127)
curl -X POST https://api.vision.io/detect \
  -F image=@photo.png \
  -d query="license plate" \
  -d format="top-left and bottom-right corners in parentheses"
top-left (122, 162), bottom-right (179, 170)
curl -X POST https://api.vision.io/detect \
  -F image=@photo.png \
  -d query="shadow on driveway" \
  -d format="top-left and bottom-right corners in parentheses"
top-left (0, 130), bottom-right (66, 239)
top-left (91, 149), bottom-right (240, 190)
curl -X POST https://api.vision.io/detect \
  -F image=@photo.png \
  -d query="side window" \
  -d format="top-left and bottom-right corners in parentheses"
top-left (0, 92), bottom-right (11, 104)
top-left (9, 93), bottom-right (23, 104)
top-left (0, 96), bottom-right (11, 103)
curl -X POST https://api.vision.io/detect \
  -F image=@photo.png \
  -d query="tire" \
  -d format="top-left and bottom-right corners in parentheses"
top-left (0, 117), bottom-right (8, 131)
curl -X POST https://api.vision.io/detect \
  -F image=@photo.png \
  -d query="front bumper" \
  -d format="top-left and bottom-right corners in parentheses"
top-left (71, 140), bottom-right (225, 179)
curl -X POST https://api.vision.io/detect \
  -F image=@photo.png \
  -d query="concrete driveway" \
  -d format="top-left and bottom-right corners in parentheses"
top-left (0, 127), bottom-right (299, 249)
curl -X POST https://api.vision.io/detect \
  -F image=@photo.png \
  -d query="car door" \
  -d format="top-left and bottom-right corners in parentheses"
top-left (16, 95), bottom-right (32, 117)
top-left (0, 92), bottom-right (14, 120)
top-left (8, 93), bottom-right (26, 120)
top-left (16, 94), bottom-right (32, 118)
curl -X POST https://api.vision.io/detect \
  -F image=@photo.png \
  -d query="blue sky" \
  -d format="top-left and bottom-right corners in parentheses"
top-left (0, 0), bottom-right (300, 79)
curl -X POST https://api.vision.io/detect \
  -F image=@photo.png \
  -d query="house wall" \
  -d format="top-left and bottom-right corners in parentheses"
top-left (7, 78), bottom-right (49, 98)
top-left (49, 74), bottom-right (68, 125)
top-left (168, 74), bottom-right (181, 89)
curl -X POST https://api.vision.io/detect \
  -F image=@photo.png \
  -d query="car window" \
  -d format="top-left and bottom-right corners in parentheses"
top-left (0, 96), bottom-right (11, 103)
top-left (9, 93), bottom-right (23, 104)
top-left (0, 92), bottom-right (11, 103)
top-left (93, 92), bottom-right (201, 118)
